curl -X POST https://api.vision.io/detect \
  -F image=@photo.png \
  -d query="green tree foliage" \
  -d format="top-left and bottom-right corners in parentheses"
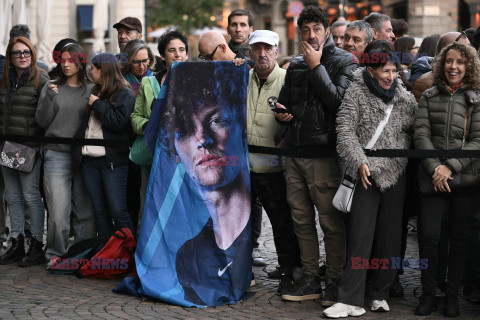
top-left (147, 0), bottom-right (223, 31)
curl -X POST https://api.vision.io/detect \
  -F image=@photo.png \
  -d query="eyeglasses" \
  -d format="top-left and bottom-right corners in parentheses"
top-left (132, 58), bottom-right (150, 66)
top-left (198, 44), bottom-right (221, 61)
top-left (11, 50), bottom-right (32, 58)
top-left (455, 31), bottom-right (467, 42)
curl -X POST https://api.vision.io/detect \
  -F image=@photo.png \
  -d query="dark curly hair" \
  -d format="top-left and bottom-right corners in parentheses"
top-left (159, 62), bottom-right (247, 157)
top-left (297, 6), bottom-right (328, 30)
top-left (157, 30), bottom-right (189, 58)
top-left (433, 42), bottom-right (480, 90)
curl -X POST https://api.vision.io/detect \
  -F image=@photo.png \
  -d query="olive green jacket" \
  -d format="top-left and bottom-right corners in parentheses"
top-left (414, 83), bottom-right (480, 188)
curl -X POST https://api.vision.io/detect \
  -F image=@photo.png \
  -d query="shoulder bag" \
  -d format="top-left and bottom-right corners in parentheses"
top-left (333, 104), bottom-right (394, 213)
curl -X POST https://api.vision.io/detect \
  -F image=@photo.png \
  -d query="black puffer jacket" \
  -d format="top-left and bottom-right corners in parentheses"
top-left (72, 86), bottom-right (135, 171)
top-left (0, 67), bottom-right (49, 147)
top-left (277, 35), bottom-right (357, 148)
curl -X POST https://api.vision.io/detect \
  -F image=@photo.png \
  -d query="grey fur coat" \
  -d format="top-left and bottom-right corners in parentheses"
top-left (336, 68), bottom-right (417, 191)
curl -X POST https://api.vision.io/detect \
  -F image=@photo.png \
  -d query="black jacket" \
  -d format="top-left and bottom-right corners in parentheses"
top-left (0, 67), bottom-right (49, 147)
top-left (277, 36), bottom-right (357, 148)
top-left (72, 86), bottom-right (135, 171)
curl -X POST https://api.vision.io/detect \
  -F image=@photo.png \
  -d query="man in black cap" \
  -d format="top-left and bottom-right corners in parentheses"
top-left (113, 17), bottom-right (143, 52)
top-left (113, 17), bottom-right (164, 73)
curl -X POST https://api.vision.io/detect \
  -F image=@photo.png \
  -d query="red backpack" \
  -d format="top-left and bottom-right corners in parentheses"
top-left (80, 228), bottom-right (136, 279)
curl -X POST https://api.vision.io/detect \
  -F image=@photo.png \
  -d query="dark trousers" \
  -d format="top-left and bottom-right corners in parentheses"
top-left (81, 156), bottom-right (135, 237)
top-left (250, 171), bottom-right (300, 268)
top-left (251, 197), bottom-right (262, 248)
top-left (419, 190), bottom-right (476, 295)
top-left (339, 173), bottom-right (406, 306)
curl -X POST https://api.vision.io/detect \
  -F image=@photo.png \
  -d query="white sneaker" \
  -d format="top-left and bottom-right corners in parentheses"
top-left (252, 248), bottom-right (266, 266)
top-left (323, 302), bottom-right (366, 318)
top-left (370, 300), bottom-right (390, 312)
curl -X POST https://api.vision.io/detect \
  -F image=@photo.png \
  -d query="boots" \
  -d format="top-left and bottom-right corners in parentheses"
top-left (415, 292), bottom-right (436, 316)
top-left (18, 236), bottom-right (45, 267)
top-left (443, 293), bottom-right (460, 317)
top-left (0, 234), bottom-right (25, 265)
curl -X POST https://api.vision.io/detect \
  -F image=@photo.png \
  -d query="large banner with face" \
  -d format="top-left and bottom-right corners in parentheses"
top-left (115, 62), bottom-right (252, 307)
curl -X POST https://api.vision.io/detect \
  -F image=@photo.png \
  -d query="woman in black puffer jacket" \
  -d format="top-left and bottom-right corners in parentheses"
top-left (414, 42), bottom-right (480, 317)
top-left (0, 37), bottom-right (48, 267)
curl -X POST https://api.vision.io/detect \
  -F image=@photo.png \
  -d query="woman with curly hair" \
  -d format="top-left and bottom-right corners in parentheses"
top-left (414, 42), bottom-right (480, 317)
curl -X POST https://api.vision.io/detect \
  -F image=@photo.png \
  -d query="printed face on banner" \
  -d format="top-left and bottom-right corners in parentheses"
top-left (174, 104), bottom-right (243, 190)
top-left (139, 61), bottom-right (252, 307)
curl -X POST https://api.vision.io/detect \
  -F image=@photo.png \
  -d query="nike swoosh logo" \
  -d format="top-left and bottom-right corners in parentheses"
top-left (217, 261), bottom-right (233, 277)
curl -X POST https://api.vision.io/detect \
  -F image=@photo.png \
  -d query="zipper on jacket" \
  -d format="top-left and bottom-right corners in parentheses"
top-left (445, 94), bottom-right (453, 150)
top-left (110, 162), bottom-right (113, 170)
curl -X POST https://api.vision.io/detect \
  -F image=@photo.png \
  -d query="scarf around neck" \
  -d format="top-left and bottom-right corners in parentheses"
top-left (124, 69), bottom-right (153, 96)
top-left (443, 81), bottom-right (465, 95)
top-left (362, 68), bottom-right (397, 103)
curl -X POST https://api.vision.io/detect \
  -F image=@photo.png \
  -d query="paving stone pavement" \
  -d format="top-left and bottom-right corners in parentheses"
top-left (0, 212), bottom-right (479, 320)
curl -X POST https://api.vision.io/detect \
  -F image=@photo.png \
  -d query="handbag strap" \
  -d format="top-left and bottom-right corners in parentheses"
top-left (365, 104), bottom-right (394, 150)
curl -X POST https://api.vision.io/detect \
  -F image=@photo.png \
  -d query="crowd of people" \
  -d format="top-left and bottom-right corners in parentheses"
top-left (0, 5), bottom-right (479, 318)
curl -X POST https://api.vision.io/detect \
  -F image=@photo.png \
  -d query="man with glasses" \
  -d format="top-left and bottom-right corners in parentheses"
top-left (274, 6), bottom-right (357, 306)
top-left (198, 31), bottom-right (237, 62)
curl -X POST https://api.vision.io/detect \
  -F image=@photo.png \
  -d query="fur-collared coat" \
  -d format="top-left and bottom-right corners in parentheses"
top-left (336, 68), bottom-right (417, 191)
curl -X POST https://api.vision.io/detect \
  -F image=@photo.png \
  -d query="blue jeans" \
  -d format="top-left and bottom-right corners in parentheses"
top-left (81, 156), bottom-right (134, 236)
top-left (43, 150), bottom-right (96, 259)
top-left (1, 158), bottom-right (45, 241)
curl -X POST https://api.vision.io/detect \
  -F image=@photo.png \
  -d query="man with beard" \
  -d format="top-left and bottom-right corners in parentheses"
top-left (274, 6), bottom-right (357, 307)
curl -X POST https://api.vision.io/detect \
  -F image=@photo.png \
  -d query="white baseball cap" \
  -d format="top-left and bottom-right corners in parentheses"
top-left (249, 30), bottom-right (279, 47)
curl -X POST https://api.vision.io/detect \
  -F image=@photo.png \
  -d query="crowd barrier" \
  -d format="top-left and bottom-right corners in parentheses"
top-left (2, 134), bottom-right (480, 158)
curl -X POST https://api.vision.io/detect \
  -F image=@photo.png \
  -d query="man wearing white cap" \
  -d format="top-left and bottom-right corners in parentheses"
top-left (246, 30), bottom-right (301, 295)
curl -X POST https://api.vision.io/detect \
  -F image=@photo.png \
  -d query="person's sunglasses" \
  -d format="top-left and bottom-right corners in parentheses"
top-left (132, 58), bottom-right (150, 66)
top-left (455, 31), bottom-right (467, 42)
top-left (11, 50), bottom-right (32, 58)
top-left (198, 44), bottom-right (221, 61)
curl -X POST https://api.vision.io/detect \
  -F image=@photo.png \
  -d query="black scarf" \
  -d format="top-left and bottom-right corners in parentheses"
top-left (362, 68), bottom-right (397, 103)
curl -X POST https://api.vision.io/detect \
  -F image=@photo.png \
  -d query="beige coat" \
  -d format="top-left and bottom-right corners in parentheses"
top-left (247, 63), bottom-right (286, 173)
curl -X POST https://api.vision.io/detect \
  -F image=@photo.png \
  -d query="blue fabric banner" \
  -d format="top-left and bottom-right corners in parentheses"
top-left (115, 61), bottom-right (252, 307)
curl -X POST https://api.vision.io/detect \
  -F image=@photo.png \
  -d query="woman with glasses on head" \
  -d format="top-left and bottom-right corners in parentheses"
top-left (130, 30), bottom-right (188, 233)
top-left (121, 39), bottom-right (155, 97)
top-left (72, 53), bottom-right (135, 237)
top-left (0, 37), bottom-right (48, 267)
top-left (36, 43), bottom-right (96, 263)
top-left (414, 42), bottom-right (480, 317)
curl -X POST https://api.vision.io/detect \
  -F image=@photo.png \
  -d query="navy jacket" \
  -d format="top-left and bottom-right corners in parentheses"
top-left (72, 86), bottom-right (135, 171)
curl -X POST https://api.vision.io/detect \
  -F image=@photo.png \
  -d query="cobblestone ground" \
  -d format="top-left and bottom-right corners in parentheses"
top-left (0, 213), bottom-right (479, 320)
